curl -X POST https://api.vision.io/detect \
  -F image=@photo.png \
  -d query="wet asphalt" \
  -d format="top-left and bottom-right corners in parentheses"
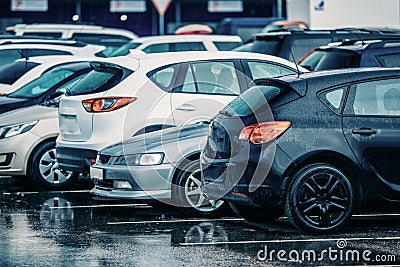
top-left (0, 176), bottom-right (399, 267)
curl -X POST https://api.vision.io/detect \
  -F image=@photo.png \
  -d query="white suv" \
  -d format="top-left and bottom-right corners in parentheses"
top-left (108, 35), bottom-right (242, 56)
top-left (56, 51), bottom-right (307, 177)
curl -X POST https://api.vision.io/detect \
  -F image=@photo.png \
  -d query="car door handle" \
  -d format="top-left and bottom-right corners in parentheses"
top-left (352, 128), bottom-right (377, 136)
top-left (176, 104), bottom-right (196, 111)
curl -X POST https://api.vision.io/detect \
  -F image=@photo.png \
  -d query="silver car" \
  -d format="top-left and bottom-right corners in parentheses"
top-left (90, 121), bottom-right (227, 216)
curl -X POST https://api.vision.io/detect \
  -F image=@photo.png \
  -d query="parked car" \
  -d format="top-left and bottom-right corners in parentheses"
top-left (0, 60), bottom-right (92, 114)
top-left (7, 23), bottom-right (138, 55)
top-left (89, 121), bottom-right (228, 216)
top-left (201, 67), bottom-right (400, 233)
top-left (0, 40), bottom-right (105, 66)
top-left (299, 39), bottom-right (400, 71)
top-left (57, 51), bottom-right (308, 185)
top-left (261, 20), bottom-right (309, 32)
top-left (233, 28), bottom-right (400, 62)
top-left (107, 34), bottom-right (243, 57)
top-left (0, 104), bottom-right (76, 189)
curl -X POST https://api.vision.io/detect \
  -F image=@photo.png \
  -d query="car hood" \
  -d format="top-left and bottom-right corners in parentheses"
top-left (0, 96), bottom-right (29, 114)
top-left (0, 105), bottom-right (57, 126)
top-left (101, 122), bottom-right (210, 156)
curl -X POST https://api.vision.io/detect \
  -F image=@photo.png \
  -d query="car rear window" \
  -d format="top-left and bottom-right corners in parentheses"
top-left (251, 38), bottom-right (281, 55)
top-left (68, 63), bottom-right (131, 96)
top-left (221, 85), bottom-right (282, 116)
top-left (0, 61), bottom-right (39, 85)
top-left (376, 53), bottom-right (400, 67)
top-left (300, 49), bottom-right (361, 71)
top-left (213, 41), bottom-right (242, 51)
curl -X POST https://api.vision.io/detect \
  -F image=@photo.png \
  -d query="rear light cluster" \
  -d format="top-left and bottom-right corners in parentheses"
top-left (238, 121), bottom-right (291, 144)
top-left (82, 97), bottom-right (136, 113)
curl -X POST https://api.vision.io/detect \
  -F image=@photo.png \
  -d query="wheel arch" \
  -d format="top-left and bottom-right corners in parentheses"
top-left (170, 151), bottom-right (201, 186)
top-left (25, 136), bottom-right (58, 175)
top-left (282, 150), bottom-right (365, 210)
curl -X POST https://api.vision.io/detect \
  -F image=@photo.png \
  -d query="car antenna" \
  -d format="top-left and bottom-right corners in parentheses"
top-left (353, 31), bottom-right (365, 45)
top-left (287, 42), bottom-right (300, 78)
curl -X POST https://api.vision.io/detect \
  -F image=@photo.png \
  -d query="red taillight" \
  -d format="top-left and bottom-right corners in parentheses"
top-left (81, 97), bottom-right (136, 113)
top-left (238, 121), bottom-right (291, 144)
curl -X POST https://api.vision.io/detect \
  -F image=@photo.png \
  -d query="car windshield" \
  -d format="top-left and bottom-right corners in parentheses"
top-left (8, 68), bottom-right (74, 99)
top-left (0, 61), bottom-right (39, 85)
top-left (221, 85), bottom-right (282, 117)
top-left (299, 49), bottom-right (361, 71)
top-left (108, 42), bottom-right (142, 57)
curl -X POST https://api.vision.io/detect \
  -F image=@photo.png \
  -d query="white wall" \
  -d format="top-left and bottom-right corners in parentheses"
top-left (287, 0), bottom-right (400, 29)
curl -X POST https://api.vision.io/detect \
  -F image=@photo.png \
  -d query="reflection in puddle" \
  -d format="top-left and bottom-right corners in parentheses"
top-left (39, 197), bottom-right (74, 228)
top-left (183, 222), bottom-right (228, 244)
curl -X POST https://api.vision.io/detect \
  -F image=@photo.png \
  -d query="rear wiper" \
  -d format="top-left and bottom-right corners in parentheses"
top-left (218, 109), bottom-right (233, 117)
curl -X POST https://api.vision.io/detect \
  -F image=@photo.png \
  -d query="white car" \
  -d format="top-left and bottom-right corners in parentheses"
top-left (0, 41), bottom-right (105, 66)
top-left (7, 23), bottom-right (138, 55)
top-left (0, 55), bottom-right (97, 94)
top-left (56, 51), bottom-right (308, 183)
top-left (108, 34), bottom-right (243, 56)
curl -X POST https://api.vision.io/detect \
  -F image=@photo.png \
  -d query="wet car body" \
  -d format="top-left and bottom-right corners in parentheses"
top-left (201, 68), bottom-right (400, 233)
top-left (90, 121), bottom-right (227, 216)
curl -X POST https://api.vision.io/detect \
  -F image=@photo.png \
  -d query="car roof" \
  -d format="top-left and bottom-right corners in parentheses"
top-left (265, 67), bottom-right (400, 96)
top-left (318, 39), bottom-right (400, 51)
top-left (132, 34), bottom-right (242, 43)
top-left (8, 23), bottom-right (138, 39)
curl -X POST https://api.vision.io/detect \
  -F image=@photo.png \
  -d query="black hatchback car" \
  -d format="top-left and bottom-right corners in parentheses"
top-left (201, 68), bottom-right (400, 233)
top-left (299, 39), bottom-right (400, 71)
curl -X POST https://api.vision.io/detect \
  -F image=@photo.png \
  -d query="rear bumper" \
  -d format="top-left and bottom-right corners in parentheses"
top-left (56, 146), bottom-right (98, 174)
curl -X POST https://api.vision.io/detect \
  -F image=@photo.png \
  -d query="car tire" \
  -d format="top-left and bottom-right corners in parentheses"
top-left (175, 159), bottom-right (228, 217)
top-left (229, 203), bottom-right (282, 223)
top-left (29, 140), bottom-right (79, 189)
top-left (284, 163), bottom-right (354, 233)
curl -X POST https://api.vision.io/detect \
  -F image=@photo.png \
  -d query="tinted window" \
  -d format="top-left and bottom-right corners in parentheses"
top-left (222, 85), bottom-right (282, 116)
top-left (0, 49), bottom-right (23, 65)
top-left (347, 78), bottom-right (400, 116)
top-left (376, 53), bottom-right (400, 67)
top-left (248, 61), bottom-right (295, 79)
top-left (8, 68), bottom-right (75, 99)
top-left (252, 39), bottom-right (281, 55)
top-left (0, 61), bottom-right (39, 85)
top-left (300, 50), bottom-right (361, 71)
top-left (27, 49), bottom-right (72, 57)
top-left (108, 42), bottom-right (141, 57)
top-left (213, 41), bottom-right (242, 51)
top-left (170, 42), bottom-right (206, 52)
top-left (290, 38), bottom-right (332, 62)
top-left (69, 64), bottom-right (125, 95)
top-left (318, 86), bottom-right (347, 114)
top-left (180, 61), bottom-right (240, 95)
top-left (143, 42), bottom-right (206, 53)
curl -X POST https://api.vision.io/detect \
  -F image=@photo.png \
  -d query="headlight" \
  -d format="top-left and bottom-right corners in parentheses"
top-left (113, 153), bottom-right (164, 166)
top-left (0, 121), bottom-right (38, 139)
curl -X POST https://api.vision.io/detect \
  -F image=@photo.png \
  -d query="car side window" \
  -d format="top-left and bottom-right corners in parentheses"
top-left (247, 61), bottom-right (296, 79)
top-left (148, 64), bottom-right (180, 92)
top-left (376, 53), bottom-right (400, 67)
top-left (180, 61), bottom-right (240, 95)
top-left (318, 86), bottom-right (348, 114)
top-left (143, 43), bottom-right (169, 53)
top-left (0, 49), bottom-right (24, 65)
top-left (346, 78), bottom-right (400, 116)
top-left (27, 49), bottom-right (72, 57)
top-left (170, 42), bottom-right (206, 52)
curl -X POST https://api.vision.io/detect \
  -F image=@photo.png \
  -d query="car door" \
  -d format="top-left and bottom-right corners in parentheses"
top-left (170, 60), bottom-right (245, 126)
top-left (342, 77), bottom-right (400, 200)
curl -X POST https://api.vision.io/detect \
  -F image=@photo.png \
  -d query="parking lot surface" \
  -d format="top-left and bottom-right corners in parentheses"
top-left (0, 177), bottom-right (399, 266)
